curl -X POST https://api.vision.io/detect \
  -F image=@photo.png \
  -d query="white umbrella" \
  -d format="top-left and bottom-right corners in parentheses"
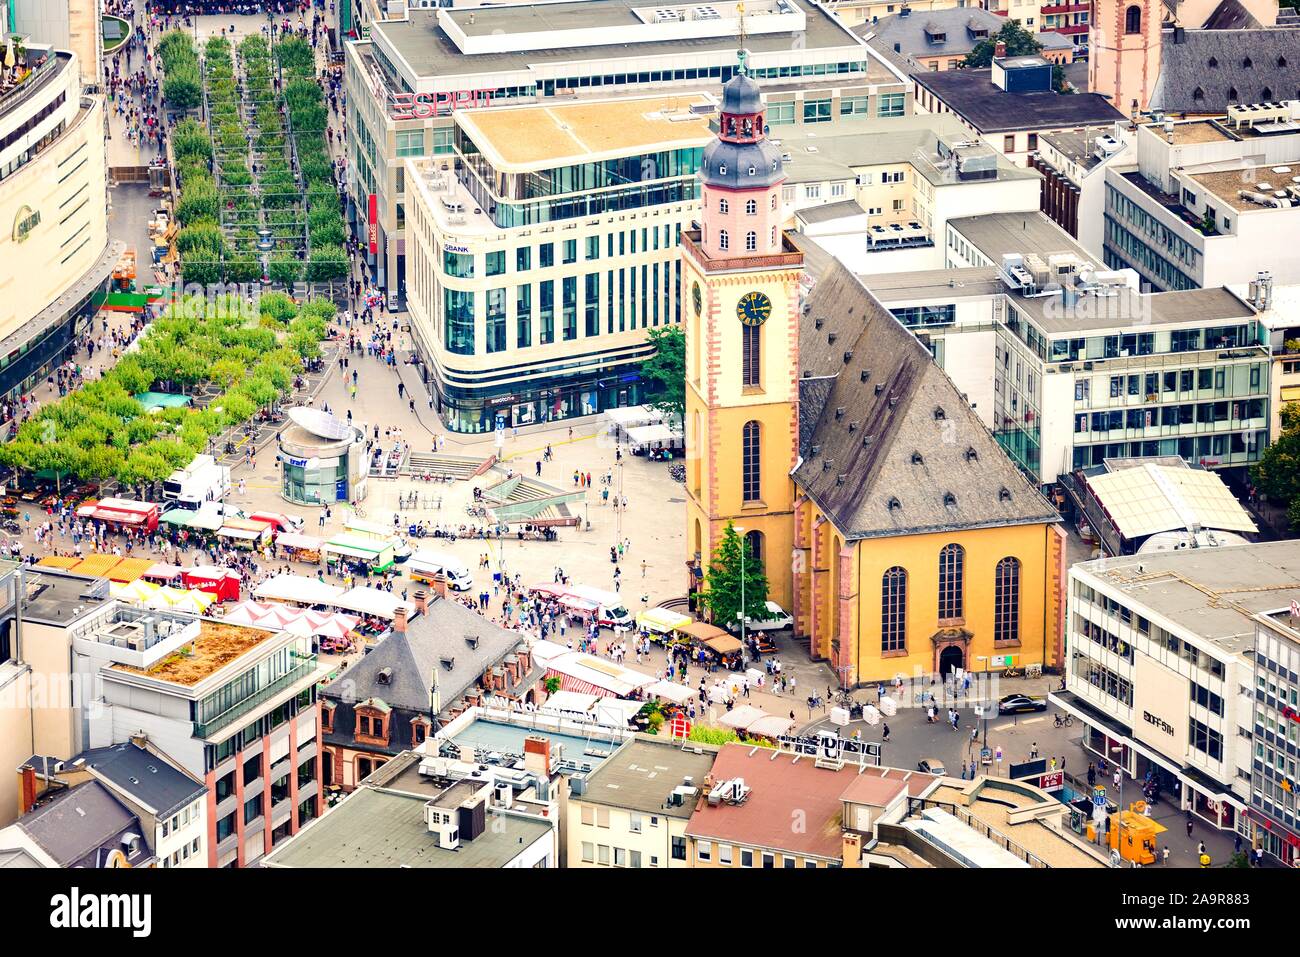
top-left (222, 600), bottom-right (271, 626)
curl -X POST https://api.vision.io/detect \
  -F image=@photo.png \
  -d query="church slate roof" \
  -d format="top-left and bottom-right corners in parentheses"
top-left (1151, 27), bottom-right (1300, 113)
top-left (1200, 0), bottom-right (1261, 29)
top-left (793, 260), bottom-right (1060, 540)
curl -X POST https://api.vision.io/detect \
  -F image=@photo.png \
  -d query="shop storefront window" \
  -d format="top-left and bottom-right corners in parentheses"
top-left (445, 288), bottom-right (475, 355)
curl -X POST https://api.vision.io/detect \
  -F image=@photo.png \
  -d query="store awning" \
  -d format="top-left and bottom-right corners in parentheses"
top-left (276, 533), bottom-right (321, 551)
top-left (324, 540), bottom-right (384, 560)
top-left (702, 634), bottom-right (744, 655)
top-left (332, 586), bottom-right (413, 619)
top-left (254, 574), bottom-right (344, 605)
top-left (645, 680), bottom-right (695, 704)
top-left (217, 526), bottom-right (261, 541)
top-left (625, 423), bottom-right (682, 447)
top-left (675, 621), bottom-right (729, 642)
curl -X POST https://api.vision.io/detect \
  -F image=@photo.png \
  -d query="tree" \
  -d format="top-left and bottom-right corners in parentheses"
top-left (1252, 404), bottom-right (1300, 528)
top-left (640, 325), bottom-right (686, 424)
top-left (962, 22), bottom-right (1070, 93)
top-left (698, 521), bottom-right (770, 630)
top-left (163, 67), bottom-right (202, 112)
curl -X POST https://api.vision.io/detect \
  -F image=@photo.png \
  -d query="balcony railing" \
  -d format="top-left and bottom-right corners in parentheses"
top-left (193, 655), bottom-right (318, 739)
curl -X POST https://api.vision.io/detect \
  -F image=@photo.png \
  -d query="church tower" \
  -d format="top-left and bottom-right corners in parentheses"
top-left (1090, 0), bottom-right (1163, 114)
top-left (682, 50), bottom-right (804, 613)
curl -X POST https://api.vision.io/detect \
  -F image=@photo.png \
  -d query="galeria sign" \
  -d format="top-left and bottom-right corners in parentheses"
top-left (389, 89), bottom-right (494, 120)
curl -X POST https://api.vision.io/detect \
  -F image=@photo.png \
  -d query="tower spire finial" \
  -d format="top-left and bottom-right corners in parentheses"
top-left (736, 2), bottom-right (747, 75)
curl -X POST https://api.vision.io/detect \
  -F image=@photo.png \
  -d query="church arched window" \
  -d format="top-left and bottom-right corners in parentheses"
top-left (745, 199), bottom-right (757, 215)
top-left (719, 229), bottom-right (729, 250)
top-left (1124, 5), bottom-right (1141, 34)
top-left (745, 231), bottom-right (757, 251)
top-left (742, 421), bottom-right (761, 502)
top-left (719, 198), bottom-right (729, 214)
top-left (770, 193), bottom-right (777, 210)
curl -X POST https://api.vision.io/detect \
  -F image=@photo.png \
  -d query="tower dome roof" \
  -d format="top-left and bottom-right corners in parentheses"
top-left (720, 69), bottom-right (763, 116)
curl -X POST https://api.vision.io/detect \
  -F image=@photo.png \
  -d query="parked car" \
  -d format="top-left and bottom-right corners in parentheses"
top-left (997, 693), bottom-right (1048, 715)
top-left (917, 758), bottom-right (946, 776)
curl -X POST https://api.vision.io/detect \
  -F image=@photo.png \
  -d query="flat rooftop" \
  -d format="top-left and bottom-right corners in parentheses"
top-left (110, 620), bottom-right (281, 687)
top-left (261, 786), bottom-right (553, 868)
top-left (1073, 540), bottom-right (1300, 657)
top-left (865, 266), bottom-right (1004, 303)
top-left (459, 94), bottom-right (714, 170)
top-left (373, 0), bottom-right (877, 84)
top-left (580, 737), bottom-right (718, 819)
top-left (1012, 285), bottom-right (1257, 335)
top-left (446, 718), bottom-right (622, 774)
top-left (1039, 126), bottom-right (1124, 174)
top-left (929, 783), bottom-right (1105, 868)
top-left (1162, 119), bottom-right (1236, 146)
top-left (20, 569), bottom-right (109, 626)
top-left (949, 210), bottom-right (1092, 263)
top-left (1188, 162), bottom-right (1300, 213)
top-left (913, 68), bottom-right (1125, 133)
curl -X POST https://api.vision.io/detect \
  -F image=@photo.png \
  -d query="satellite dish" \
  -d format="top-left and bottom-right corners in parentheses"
top-left (287, 407), bottom-right (354, 441)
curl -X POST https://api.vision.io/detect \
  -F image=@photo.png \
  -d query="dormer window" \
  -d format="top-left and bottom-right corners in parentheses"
top-left (933, 406), bottom-right (946, 421)
top-left (1207, 56), bottom-right (1218, 68)
top-left (965, 447), bottom-right (978, 463)
top-left (887, 497), bottom-right (902, 511)
top-left (911, 451), bottom-right (924, 465)
top-left (943, 493), bottom-right (958, 509)
top-left (999, 487), bottom-right (1013, 503)
top-left (719, 164), bottom-right (727, 175)
top-left (748, 165), bottom-right (756, 176)
top-left (1242, 57), bottom-right (1252, 68)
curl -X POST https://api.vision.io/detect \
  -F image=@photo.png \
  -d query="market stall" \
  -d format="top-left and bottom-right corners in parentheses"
top-left (76, 498), bottom-right (160, 532)
top-left (542, 650), bottom-right (656, 698)
top-left (644, 679), bottom-right (696, 704)
top-left (216, 519), bottom-right (273, 550)
top-left (275, 533), bottom-right (322, 563)
top-left (636, 607), bottom-right (692, 636)
top-left (604, 404), bottom-right (662, 436)
top-left (142, 563), bottom-right (186, 584)
top-left (161, 508), bottom-right (223, 533)
top-left (110, 579), bottom-right (162, 606)
top-left (36, 556), bottom-right (82, 570)
top-left (181, 567), bottom-right (241, 602)
top-left (254, 574), bottom-right (344, 607)
top-left (717, 705), bottom-right (768, 731)
top-left (331, 586), bottom-right (413, 620)
top-left (72, 554), bottom-right (123, 580)
top-left (323, 534), bottom-right (395, 576)
top-left (625, 423), bottom-right (684, 458)
top-left (106, 557), bottom-right (156, 583)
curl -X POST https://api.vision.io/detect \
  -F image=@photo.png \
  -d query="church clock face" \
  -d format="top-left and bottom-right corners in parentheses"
top-left (737, 291), bottom-right (772, 327)
top-left (692, 281), bottom-right (703, 317)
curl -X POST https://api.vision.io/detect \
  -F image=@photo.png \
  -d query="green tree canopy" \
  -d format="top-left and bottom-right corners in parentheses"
top-left (699, 522), bottom-right (770, 630)
top-left (1253, 403), bottom-right (1300, 529)
top-left (640, 325), bottom-right (686, 424)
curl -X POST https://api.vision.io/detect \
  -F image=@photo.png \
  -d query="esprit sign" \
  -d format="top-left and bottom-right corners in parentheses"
top-left (13, 205), bottom-right (40, 243)
top-left (389, 89), bottom-right (494, 120)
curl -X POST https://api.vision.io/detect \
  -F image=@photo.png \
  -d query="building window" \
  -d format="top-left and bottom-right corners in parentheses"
top-left (719, 230), bottom-right (729, 250)
top-left (745, 530), bottom-right (764, 571)
top-left (719, 198), bottom-right (729, 214)
top-left (994, 557), bottom-right (1020, 643)
top-left (882, 566), bottom-right (907, 652)
top-left (395, 129), bottom-right (425, 157)
top-left (878, 93), bottom-right (905, 117)
top-left (1003, 134), bottom-right (1016, 153)
top-left (745, 199), bottom-right (757, 215)
top-left (803, 97), bottom-right (832, 123)
top-left (745, 231), bottom-right (757, 251)
top-left (742, 421), bottom-right (761, 502)
top-left (672, 836), bottom-right (687, 860)
top-left (742, 322), bottom-right (761, 387)
top-left (1124, 5), bottom-right (1141, 33)
top-left (938, 543), bottom-right (964, 620)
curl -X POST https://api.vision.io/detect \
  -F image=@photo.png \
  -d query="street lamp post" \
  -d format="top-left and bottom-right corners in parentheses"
top-left (734, 526), bottom-right (745, 659)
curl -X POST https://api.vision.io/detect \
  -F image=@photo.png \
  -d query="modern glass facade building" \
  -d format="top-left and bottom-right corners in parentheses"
top-left (404, 95), bottom-right (712, 432)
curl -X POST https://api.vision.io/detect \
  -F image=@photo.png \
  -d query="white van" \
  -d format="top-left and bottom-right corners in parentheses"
top-left (407, 550), bottom-right (474, 592)
top-left (567, 584), bottom-right (632, 628)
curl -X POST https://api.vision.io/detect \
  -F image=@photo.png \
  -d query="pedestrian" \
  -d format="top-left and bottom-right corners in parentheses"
top-left (881, 723), bottom-right (890, 743)
top-left (1186, 819), bottom-right (1194, 838)
top-left (1029, 741), bottom-right (1039, 759)
top-left (1162, 846), bottom-right (1170, 865)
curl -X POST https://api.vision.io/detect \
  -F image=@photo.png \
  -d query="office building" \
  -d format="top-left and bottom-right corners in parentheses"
top-left (345, 0), bottom-right (908, 304)
top-left (863, 213), bottom-right (1271, 484)
top-left (913, 52), bottom-right (1125, 165)
top-left (785, 113), bottom-right (1042, 274)
top-left (568, 736), bottom-right (719, 869)
top-left (1102, 114), bottom-right (1300, 291)
top-left (1246, 604), bottom-right (1300, 865)
top-left (0, 45), bottom-right (117, 407)
top-left (1051, 541), bottom-right (1300, 838)
top-left (1029, 124), bottom-right (1132, 259)
top-left (402, 94), bottom-right (711, 431)
top-left (263, 749), bottom-right (557, 868)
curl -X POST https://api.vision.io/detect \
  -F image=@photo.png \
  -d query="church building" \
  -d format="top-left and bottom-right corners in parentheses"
top-left (683, 59), bottom-right (1067, 686)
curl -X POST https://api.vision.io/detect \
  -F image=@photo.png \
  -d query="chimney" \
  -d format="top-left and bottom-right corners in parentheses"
top-left (19, 765), bottom-right (37, 815)
top-left (994, 40), bottom-right (1006, 59)
top-left (841, 832), bottom-right (863, 868)
top-left (517, 648), bottom-right (531, 673)
top-left (414, 588), bottom-right (429, 616)
top-left (130, 732), bottom-right (148, 750)
top-left (394, 606), bottom-right (408, 635)
top-left (523, 735), bottom-right (552, 777)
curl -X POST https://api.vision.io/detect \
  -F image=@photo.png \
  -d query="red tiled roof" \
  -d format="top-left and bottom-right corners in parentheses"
top-left (686, 744), bottom-right (938, 860)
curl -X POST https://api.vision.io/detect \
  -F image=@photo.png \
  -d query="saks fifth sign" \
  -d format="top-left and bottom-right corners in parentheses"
top-left (13, 205), bottom-right (40, 243)
top-left (388, 89), bottom-right (495, 120)
top-left (1143, 710), bottom-right (1175, 738)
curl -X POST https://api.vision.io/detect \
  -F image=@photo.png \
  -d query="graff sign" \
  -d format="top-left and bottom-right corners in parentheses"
top-left (389, 89), bottom-right (494, 120)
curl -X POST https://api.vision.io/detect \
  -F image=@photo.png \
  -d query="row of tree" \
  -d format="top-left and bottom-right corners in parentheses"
top-left (0, 294), bottom-right (333, 491)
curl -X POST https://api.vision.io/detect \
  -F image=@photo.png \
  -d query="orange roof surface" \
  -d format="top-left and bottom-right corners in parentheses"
top-left (36, 556), bottom-right (82, 569)
top-left (686, 743), bottom-right (939, 860)
top-left (106, 557), bottom-right (156, 583)
top-left (73, 554), bottom-right (122, 578)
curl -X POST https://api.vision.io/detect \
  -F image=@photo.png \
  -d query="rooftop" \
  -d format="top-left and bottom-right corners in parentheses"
top-left (1082, 460), bottom-right (1258, 542)
top-left (1188, 162), bottom-right (1300, 213)
top-left (109, 619), bottom-right (283, 687)
top-left (1073, 539), bottom-right (1300, 657)
top-left (795, 259), bottom-right (1061, 540)
top-left (1150, 26), bottom-right (1300, 114)
top-left (261, 784), bottom-right (553, 868)
top-left (948, 210), bottom-right (1091, 262)
top-left (579, 737), bottom-right (719, 818)
top-left (16, 780), bottom-right (149, 869)
top-left (686, 743), bottom-right (939, 860)
top-left (865, 265), bottom-right (1005, 303)
top-left (912, 68), bottom-right (1125, 134)
top-left (19, 568), bottom-right (110, 626)
top-left (444, 717), bottom-right (625, 775)
top-left (858, 7), bottom-right (1072, 63)
top-left (78, 742), bottom-right (206, 819)
top-left (1038, 126), bottom-right (1127, 175)
top-left (457, 93), bottom-right (714, 171)
top-left (371, 0), bottom-right (878, 85)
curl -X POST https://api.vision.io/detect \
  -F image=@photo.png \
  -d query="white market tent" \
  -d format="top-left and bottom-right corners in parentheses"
top-left (746, 714), bottom-right (795, 738)
top-left (605, 404), bottom-right (662, 432)
top-left (538, 690), bottom-right (602, 717)
top-left (645, 679), bottom-right (696, 704)
top-left (276, 533), bottom-right (322, 551)
top-left (529, 639), bottom-right (571, 667)
top-left (332, 586), bottom-right (414, 619)
top-left (593, 698), bottom-right (645, 727)
top-left (717, 704), bottom-right (768, 731)
top-left (625, 423), bottom-right (683, 449)
top-left (254, 574), bottom-right (344, 606)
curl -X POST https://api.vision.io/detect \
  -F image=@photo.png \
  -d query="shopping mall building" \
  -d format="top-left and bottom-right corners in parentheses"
top-left (0, 44), bottom-right (116, 407)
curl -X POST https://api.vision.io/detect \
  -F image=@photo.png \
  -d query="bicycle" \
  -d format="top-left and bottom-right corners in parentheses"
top-left (1054, 712), bottom-right (1074, 728)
